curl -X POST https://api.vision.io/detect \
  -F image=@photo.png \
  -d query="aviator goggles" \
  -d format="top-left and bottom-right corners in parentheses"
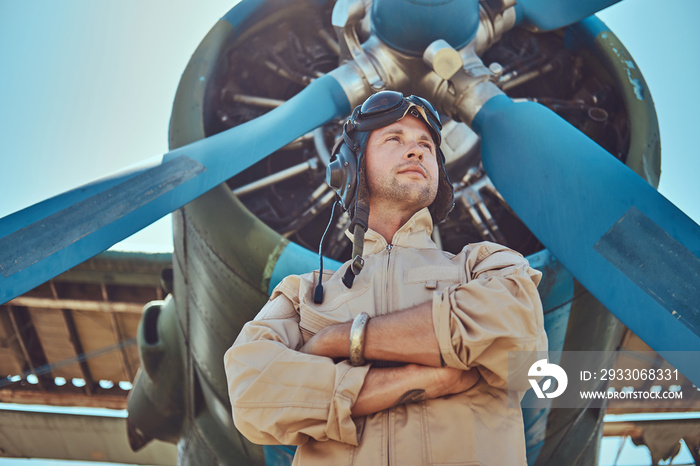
top-left (344, 91), bottom-right (443, 149)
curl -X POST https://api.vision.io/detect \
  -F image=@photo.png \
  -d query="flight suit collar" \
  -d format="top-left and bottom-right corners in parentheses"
top-left (345, 207), bottom-right (437, 256)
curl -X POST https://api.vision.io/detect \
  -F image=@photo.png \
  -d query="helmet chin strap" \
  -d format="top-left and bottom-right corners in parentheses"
top-left (313, 200), bottom-right (369, 304)
top-left (342, 201), bottom-right (370, 289)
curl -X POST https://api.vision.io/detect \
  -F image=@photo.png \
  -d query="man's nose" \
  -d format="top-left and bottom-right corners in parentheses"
top-left (405, 141), bottom-right (424, 161)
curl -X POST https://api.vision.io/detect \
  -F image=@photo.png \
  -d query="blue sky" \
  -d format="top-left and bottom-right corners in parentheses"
top-left (0, 0), bottom-right (235, 251)
top-left (0, 0), bottom-right (698, 253)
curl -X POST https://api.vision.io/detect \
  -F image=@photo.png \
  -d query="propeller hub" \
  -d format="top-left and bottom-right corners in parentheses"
top-left (371, 0), bottom-right (480, 56)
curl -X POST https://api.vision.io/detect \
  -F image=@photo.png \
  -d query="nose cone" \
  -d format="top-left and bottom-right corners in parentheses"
top-left (371, 0), bottom-right (480, 56)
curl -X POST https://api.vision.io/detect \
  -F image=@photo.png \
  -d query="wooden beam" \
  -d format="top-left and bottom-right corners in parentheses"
top-left (607, 401), bottom-right (700, 414)
top-left (7, 297), bottom-right (144, 314)
top-left (61, 309), bottom-right (96, 395)
top-left (103, 281), bottom-right (135, 381)
top-left (109, 311), bottom-right (135, 380)
top-left (603, 421), bottom-right (644, 438)
top-left (100, 283), bottom-right (110, 302)
top-left (0, 308), bottom-right (25, 375)
top-left (49, 281), bottom-right (60, 300)
top-left (0, 388), bottom-right (127, 410)
top-left (7, 306), bottom-right (46, 391)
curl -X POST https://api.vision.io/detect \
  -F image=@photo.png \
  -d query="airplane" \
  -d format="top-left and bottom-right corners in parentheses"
top-left (1, 0), bottom-right (699, 465)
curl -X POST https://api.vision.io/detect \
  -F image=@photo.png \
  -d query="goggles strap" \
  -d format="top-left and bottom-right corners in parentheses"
top-left (403, 103), bottom-right (429, 125)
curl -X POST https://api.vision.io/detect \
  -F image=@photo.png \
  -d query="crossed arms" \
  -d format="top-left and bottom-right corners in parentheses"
top-left (299, 301), bottom-right (479, 417)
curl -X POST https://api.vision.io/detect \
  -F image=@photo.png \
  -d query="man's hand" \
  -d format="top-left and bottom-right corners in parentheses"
top-left (299, 323), bottom-right (348, 358)
top-left (429, 365), bottom-right (481, 399)
top-left (351, 364), bottom-right (480, 417)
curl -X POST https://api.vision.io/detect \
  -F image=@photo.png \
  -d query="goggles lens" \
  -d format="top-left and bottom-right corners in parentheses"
top-left (359, 90), bottom-right (405, 115)
top-left (351, 91), bottom-right (442, 145)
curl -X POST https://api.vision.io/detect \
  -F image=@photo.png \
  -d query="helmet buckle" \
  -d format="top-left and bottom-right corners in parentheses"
top-left (350, 255), bottom-right (365, 274)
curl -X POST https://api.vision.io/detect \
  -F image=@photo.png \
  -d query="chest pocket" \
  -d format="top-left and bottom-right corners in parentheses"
top-left (298, 274), bottom-right (372, 343)
top-left (403, 265), bottom-right (462, 292)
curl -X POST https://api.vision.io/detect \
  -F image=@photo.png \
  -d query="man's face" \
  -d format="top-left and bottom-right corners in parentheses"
top-left (364, 114), bottom-right (440, 213)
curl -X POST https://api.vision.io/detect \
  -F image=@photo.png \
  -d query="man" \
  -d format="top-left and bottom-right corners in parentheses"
top-left (225, 91), bottom-right (547, 465)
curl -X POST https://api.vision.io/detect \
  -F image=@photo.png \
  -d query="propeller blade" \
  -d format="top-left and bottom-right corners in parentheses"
top-left (0, 73), bottom-right (350, 304)
top-left (472, 95), bottom-right (700, 384)
top-left (514, 0), bottom-right (623, 31)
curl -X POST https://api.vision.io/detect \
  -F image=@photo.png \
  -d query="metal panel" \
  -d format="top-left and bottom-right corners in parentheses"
top-left (0, 407), bottom-right (176, 465)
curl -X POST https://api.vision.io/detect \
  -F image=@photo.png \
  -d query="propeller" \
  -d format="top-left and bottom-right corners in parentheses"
top-left (472, 94), bottom-right (700, 383)
top-left (368, 0), bottom-right (700, 382)
top-left (0, 72), bottom-right (351, 304)
top-left (456, 0), bottom-right (700, 383)
top-left (514, 0), bottom-right (624, 31)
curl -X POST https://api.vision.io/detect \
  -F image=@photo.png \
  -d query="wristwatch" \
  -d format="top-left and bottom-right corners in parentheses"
top-left (349, 312), bottom-right (370, 366)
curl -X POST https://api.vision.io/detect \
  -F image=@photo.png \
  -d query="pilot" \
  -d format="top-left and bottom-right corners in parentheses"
top-left (224, 91), bottom-right (547, 465)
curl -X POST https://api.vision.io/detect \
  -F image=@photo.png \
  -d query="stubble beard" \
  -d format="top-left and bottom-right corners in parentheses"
top-left (370, 172), bottom-right (438, 214)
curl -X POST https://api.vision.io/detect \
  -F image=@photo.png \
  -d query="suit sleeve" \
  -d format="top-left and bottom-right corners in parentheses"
top-left (224, 274), bottom-right (370, 446)
top-left (431, 242), bottom-right (548, 389)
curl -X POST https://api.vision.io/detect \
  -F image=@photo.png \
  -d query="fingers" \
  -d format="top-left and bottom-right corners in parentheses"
top-left (460, 368), bottom-right (481, 392)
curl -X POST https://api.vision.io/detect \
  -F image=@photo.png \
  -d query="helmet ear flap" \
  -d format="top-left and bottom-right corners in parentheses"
top-left (429, 148), bottom-right (455, 224)
top-left (326, 140), bottom-right (358, 212)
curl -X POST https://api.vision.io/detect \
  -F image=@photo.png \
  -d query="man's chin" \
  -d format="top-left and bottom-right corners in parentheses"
top-left (397, 190), bottom-right (437, 212)
top-left (370, 181), bottom-right (437, 210)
